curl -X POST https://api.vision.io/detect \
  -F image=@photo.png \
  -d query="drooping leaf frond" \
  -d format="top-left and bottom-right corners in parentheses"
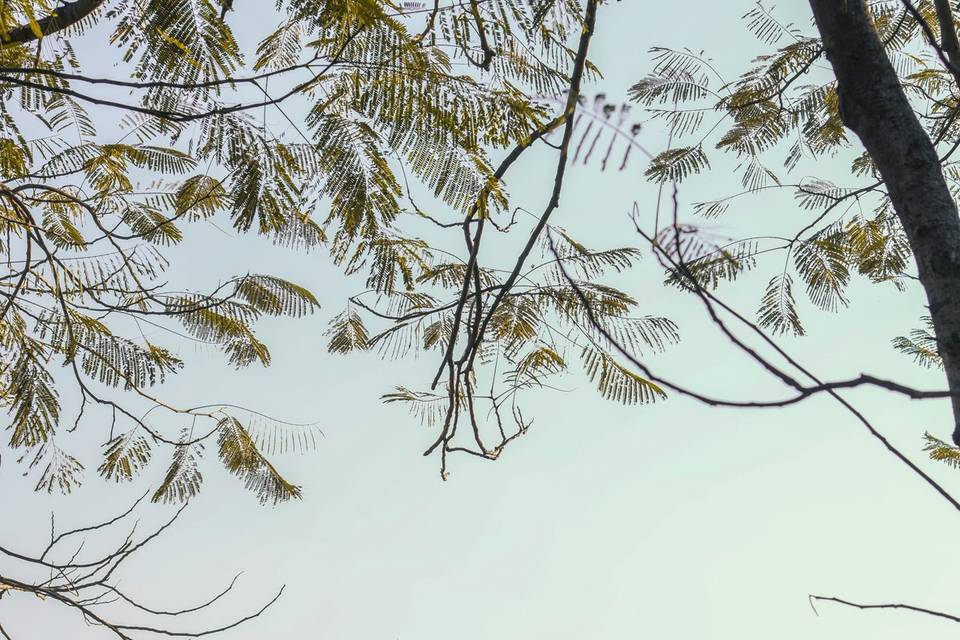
top-left (99, 429), bottom-right (154, 483)
top-left (644, 145), bottom-right (710, 183)
top-left (152, 433), bottom-right (204, 504)
top-left (893, 317), bottom-right (942, 369)
top-left (326, 309), bottom-right (370, 354)
top-left (924, 433), bottom-right (960, 468)
top-left (793, 232), bottom-right (850, 312)
top-left (235, 275), bottom-right (320, 318)
top-left (758, 274), bottom-right (804, 336)
top-left (581, 346), bottom-right (666, 405)
top-left (29, 442), bottom-right (84, 494)
top-left (216, 417), bottom-right (301, 505)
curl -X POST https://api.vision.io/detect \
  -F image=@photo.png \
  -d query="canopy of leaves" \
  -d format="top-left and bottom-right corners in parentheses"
top-left (628, 2), bottom-right (946, 339)
top-left (0, 0), bottom-right (670, 491)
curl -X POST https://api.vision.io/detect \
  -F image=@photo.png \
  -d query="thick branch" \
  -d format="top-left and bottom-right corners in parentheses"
top-left (933, 0), bottom-right (960, 72)
top-left (0, 0), bottom-right (105, 46)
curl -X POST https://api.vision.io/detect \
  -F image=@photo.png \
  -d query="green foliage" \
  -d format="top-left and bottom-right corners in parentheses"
top-left (8, 353), bottom-right (59, 450)
top-left (581, 346), bottom-right (666, 405)
top-left (793, 232), bottom-right (850, 312)
top-left (548, 228), bottom-right (643, 278)
top-left (658, 226), bottom-right (758, 291)
top-left (924, 433), bottom-right (960, 468)
top-left (844, 213), bottom-right (911, 286)
top-left (235, 275), bottom-right (320, 318)
top-left (508, 346), bottom-right (567, 390)
top-left (345, 226), bottom-right (680, 454)
top-left (99, 429), bottom-right (154, 483)
top-left (326, 309), bottom-right (370, 354)
top-left (382, 386), bottom-right (461, 429)
top-left (629, 1), bottom-right (923, 340)
top-left (216, 417), bottom-right (301, 505)
top-left (644, 145), bottom-right (710, 183)
top-left (894, 317), bottom-right (943, 369)
top-left (627, 3), bottom-right (960, 476)
top-left (758, 274), bottom-right (804, 337)
top-left (152, 433), bottom-right (205, 504)
top-left (30, 442), bottom-right (84, 494)
top-left (0, 0), bottom-right (666, 486)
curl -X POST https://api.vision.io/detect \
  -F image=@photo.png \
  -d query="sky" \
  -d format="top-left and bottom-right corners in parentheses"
top-left (5, 1), bottom-right (960, 638)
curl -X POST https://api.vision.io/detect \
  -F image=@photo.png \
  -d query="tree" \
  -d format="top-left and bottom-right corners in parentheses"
top-left (621, 2), bottom-right (960, 482)
top-left (0, 0), bottom-right (622, 495)
top-left (0, 0), bottom-right (664, 488)
top-left (14, 0), bottom-right (960, 634)
top-left (806, 0), bottom-right (960, 436)
top-left (610, 0), bottom-right (960, 625)
top-left (0, 0), bottom-right (638, 635)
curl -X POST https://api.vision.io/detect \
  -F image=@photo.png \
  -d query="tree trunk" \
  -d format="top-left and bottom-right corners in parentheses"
top-left (808, 0), bottom-right (960, 444)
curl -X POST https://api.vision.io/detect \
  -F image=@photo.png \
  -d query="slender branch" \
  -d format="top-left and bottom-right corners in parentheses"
top-left (40, 493), bottom-right (147, 562)
top-left (458, 0), bottom-right (600, 375)
top-left (811, 594), bottom-right (960, 624)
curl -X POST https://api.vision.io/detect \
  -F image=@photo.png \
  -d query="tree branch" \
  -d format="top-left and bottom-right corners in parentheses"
top-left (811, 594), bottom-right (960, 624)
top-left (0, 0), bottom-right (105, 46)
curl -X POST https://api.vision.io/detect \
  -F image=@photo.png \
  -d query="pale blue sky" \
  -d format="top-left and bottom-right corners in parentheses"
top-left (5, 2), bottom-right (960, 638)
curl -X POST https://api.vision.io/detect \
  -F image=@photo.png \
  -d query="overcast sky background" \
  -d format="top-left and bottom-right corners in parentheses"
top-left (6, 1), bottom-right (960, 638)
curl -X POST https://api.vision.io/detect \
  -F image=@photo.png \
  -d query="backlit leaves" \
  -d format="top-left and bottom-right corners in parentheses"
top-left (30, 442), bottom-right (84, 494)
top-left (235, 275), bottom-right (320, 318)
top-left (326, 309), bottom-right (369, 354)
top-left (893, 317), bottom-right (942, 369)
top-left (629, 1), bottom-right (941, 344)
top-left (924, 433), bottom-right (960, 468)
top-left (99, 429), bottom-right (154, 483)
top-left (152, 433), bottom-right (204, 504)
top-left (644, 145), bottom-right (710, 183)
top-left (794, 234), bottom-right (850, 312)
top-left (0, 0), bottom-right (648, 491)
top-left (581, 347), bottom-right (665, 405)
top-left (7, 354), bottom-right (59, 449)
top-left (758, 274), bottom-right (804, 336)
top-left (217, 417), bottom-right (301, 505)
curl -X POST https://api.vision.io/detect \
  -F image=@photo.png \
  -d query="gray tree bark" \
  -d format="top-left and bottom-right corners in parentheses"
top-left (808, 0), bottom-right (960, 444)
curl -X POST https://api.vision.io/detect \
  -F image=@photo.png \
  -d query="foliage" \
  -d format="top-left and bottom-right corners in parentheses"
top-left (8, 0), bottom-right (956, 490)
top-left (0, 0), bottom-right (673, 491)
top-left (628, 1), bottom-right (942, 337)
top-left (894, 316), bottom-right (943, 369)
top-left (626, 0), bottom-right (960, 483)
top-left (359, 226), bottom-right (678, 470)
top-left (925, 432), bottom-right (960, 468)
top-left (0, 0), bottom-right (584, 496)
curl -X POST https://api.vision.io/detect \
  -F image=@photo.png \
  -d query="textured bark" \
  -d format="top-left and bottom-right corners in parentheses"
top-left (808, 0), bottom-right (960, 444)
top-left (934, 0), bottom-right (960, 71)
top-left (1, 0), bottom-right (105, 46)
